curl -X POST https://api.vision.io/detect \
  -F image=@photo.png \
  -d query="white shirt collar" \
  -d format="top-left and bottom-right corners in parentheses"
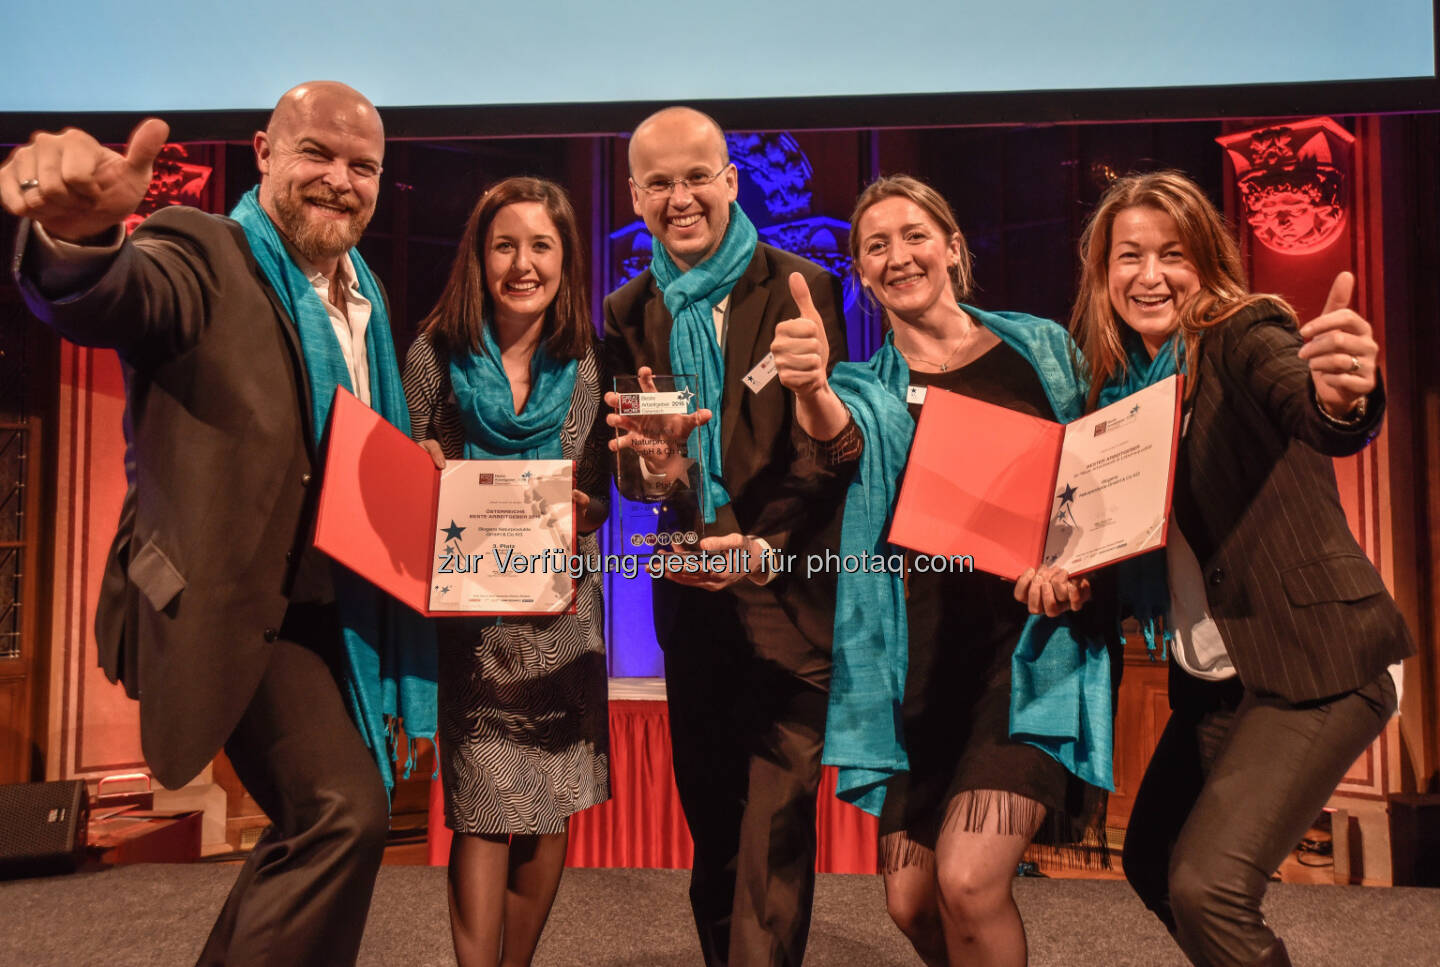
top-left (296, 250), bottom-right (362, 297)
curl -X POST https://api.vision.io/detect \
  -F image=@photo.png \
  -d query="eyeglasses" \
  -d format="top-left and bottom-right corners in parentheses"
top-left (631, 164), bottom-right (732, 197)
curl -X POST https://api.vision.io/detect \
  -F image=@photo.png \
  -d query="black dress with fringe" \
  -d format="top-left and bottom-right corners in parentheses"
top-left (877, 341), bottom-right (1113, 872)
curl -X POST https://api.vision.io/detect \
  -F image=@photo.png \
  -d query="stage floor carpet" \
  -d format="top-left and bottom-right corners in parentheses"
top-left (2, 865), bottom-right (1437, 965)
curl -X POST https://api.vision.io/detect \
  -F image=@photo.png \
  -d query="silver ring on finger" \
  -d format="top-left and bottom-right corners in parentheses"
top-left (18, 178), bottom-right (40, 191)
top-left (1349, 354), bottom-right (1361, 374)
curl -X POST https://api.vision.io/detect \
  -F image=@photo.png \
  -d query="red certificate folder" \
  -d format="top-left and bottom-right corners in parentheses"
top-left (314, 387), bottom-right (575, 617)
top-left (888, 375), bottom-right (1182, 581)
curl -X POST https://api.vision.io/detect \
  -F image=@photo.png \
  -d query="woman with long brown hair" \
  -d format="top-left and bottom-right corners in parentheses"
top-left (402, 176), bottom-right (609, 967)
top-left (1069, 170), bottom-right (1411, 967)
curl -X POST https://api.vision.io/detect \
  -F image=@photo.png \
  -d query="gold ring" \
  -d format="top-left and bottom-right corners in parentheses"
top-left (1349, 355), bottom-right (1361, 374)
top-left (18, 178), bottom-right (39, 191)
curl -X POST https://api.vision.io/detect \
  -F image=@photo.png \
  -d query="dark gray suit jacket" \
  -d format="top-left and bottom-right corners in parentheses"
top-left (602, 243), bottom-right (848, 664)
top-left (1172, 298), bottom-right (1414, 703)
top-left (14, 206), bottom-right (340, 788)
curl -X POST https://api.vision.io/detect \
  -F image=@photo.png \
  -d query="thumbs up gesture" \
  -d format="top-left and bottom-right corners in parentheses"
top-left (771, 271), bottom-right (832, 398)
top-left (769, 271), bottom-right (852, 441)
top-left (0, 118), bottom-right (170, 242)
top-left (1297, 271), bottom-right (1378, 419)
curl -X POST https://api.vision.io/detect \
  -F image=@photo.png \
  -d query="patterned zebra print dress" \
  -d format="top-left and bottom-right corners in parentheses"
top-left (402, 331), bottom-right (611, 835)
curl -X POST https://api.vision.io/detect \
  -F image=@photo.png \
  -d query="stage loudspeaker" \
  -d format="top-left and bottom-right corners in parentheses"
top-left (1388, 792), bottom-right (1440, 887)
top-left (0, 780), bottom-right (89, 879)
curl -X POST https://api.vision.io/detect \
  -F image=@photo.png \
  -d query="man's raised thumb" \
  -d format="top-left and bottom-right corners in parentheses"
top-left (123, 118), bottom-right (170, 176)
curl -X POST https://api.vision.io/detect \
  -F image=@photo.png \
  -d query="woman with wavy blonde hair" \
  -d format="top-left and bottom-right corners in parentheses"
top-left (1070, 170), bottom-right (1411, 967)
top-left (772, 174), bottom-right (1118, 967)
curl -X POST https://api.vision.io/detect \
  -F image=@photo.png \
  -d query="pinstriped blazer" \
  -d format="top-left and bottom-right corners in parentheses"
top-left (1170, 298), bottom-right (1414, 703)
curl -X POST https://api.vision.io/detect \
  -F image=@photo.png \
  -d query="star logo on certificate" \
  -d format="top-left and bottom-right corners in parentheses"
top-left (441, 520), bottom-right (466, 542)
top-left (678, 388), bottom-right (695, 405)
top-left (435, 585), bottom-right (452, 595)
top-left (1054, 483), bottom-right (1079, 528)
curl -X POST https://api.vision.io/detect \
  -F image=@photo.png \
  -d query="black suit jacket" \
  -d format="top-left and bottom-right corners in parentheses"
top-left (14, 207), bottom-right (343, 788)
top-left (602, 242), bottom-right (848, 661)
top-left (1171, 299), bottom-right (1414, 702)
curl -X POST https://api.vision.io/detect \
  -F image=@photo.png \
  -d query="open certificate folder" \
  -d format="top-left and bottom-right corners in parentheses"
top-left (889, 374), bottom-right (1182, 581)
top-left (314, 388), bottom-right (576, 616)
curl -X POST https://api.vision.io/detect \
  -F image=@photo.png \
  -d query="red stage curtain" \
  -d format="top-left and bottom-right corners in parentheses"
top-left (427, 698), bottom-right (878, 873)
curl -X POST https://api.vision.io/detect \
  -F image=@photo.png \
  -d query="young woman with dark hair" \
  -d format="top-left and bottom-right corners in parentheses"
top-left (402, 176), bottom-right (610, 967)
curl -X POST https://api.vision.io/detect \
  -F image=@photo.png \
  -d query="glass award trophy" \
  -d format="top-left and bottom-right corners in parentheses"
top-left (612, 373), bottom-right (706, 554)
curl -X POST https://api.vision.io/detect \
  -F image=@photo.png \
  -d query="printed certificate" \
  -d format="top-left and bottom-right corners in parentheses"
top-left (889, 375), bottom-right (1182, 580)
top-left (314, 388), bottom-right (576, 616)
top-left (1040, 378), bottom-right (1181, 575)
top-left (429, 461), bottom-right (574, 613)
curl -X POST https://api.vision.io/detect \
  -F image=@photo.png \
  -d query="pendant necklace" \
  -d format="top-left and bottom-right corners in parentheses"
top-left (899, 326), bottom-right (973, 372)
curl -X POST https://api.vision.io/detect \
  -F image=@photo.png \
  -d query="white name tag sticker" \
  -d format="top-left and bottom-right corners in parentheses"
top-left (906, 385), bottom-right (928, 405)
top-left (742, 353), bottom-right (779, 394)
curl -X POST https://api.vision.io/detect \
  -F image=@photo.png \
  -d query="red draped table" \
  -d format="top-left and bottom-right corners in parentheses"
top-left (427, 698), bottom-right (878, 872)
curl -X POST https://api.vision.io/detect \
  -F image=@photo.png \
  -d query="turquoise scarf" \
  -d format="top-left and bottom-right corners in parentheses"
top-left (823, 306), bottom-right (1115, 814)
top-left (230, 187), bottom-right (437, 794)
top-left (1097, 330), bottom-right (1186, 660)
top-left (821, 333), bottom-right (914, 816)
top-left (448, 320), bottom-right (578, 460)
top-left (649, 202), bottom-right (758, 523)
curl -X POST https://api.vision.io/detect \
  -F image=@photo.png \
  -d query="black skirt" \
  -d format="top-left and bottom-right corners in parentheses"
top-left (878, 340), bottom-right (1109, 870)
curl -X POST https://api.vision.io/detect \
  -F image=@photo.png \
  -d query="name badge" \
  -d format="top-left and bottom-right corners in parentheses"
top-left (906, 385), bottom-right (928, 405)
top-left (742, 353), bottom-right (779, 394)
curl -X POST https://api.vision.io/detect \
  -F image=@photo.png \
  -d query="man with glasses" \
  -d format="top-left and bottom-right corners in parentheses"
top-left (604, 106), bottom-right (848, 967)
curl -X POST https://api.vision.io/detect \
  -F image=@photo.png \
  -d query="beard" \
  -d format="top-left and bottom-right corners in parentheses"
top-left (271, 185), bottom-right (372, 264)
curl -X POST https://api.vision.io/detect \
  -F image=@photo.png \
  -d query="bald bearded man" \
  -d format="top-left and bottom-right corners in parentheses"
top-left (3, 82), bottom-right (429, 966)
